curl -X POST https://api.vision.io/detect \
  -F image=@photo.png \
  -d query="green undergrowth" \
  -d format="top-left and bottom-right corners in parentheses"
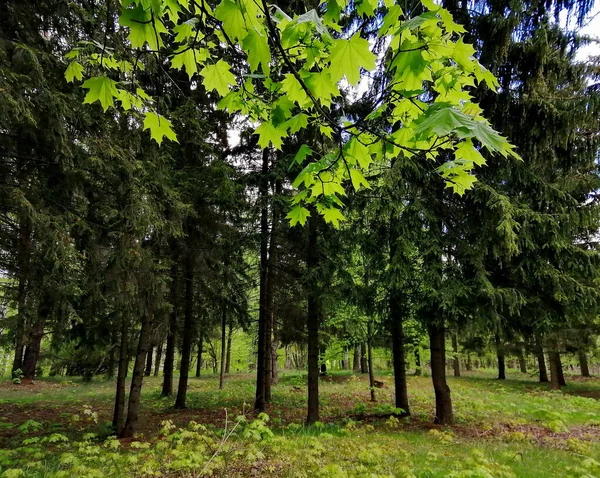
top-left (0, 371), bottom-right (599, 476)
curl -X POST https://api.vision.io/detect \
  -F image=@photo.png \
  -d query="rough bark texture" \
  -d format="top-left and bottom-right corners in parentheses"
top-left (556, 352), bottom-right (566, 386)
top-left (496, 334), bottom-right (506, 380)
top-left (144, 345), bottom-right (153, 377)
top-left (174, 251), bottom-right (194, 409)
top-left (536, 342), bottom-right (549, 383)
top-left (22, 300), bottom-right (46, 380)
top-left (549, 351), bottom-right (562, 390)
top-left (452, 332), bottom-right (460, 377)
top-left (120, 313), bottom-right (153, 438)
top-left (517, 348), bottom-right (527, 373)
top-left (353, 345), bottom-right (361, 372)
top-left (112, 314), bottom-right (129, 433)
top-left (12, 209), bottom-right (32, 374)
top-left (579, 351), bottom-right (590, 377)
top-left (306, 214), bottom-right (320, 425)
top-left (429, 322), bottom-right (453, 425)
top-left (153, 341), bottom-right (163, 377)
top-left (360, 343), bottom-right (368, 373)
top-left (161, 262), bottom-right (178, 397)
top-left (390, 290), bottom-right (410, 414)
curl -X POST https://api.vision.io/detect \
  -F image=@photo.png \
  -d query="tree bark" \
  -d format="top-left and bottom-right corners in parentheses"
top-left (153, 341), bottom-right (163, 377)
top-left (579, 351), bottom-right (590, 377)
top-left (196, 332), bottom-right (203, 378)
top-left (495, 334), bottom-right (506, 380)
top-left (390, 290), bottom-right (410, 414)
top-left (517, 348), bottom-right (527, 373)
top-left (161, 262), bottom-right (178, 397)
top-left (174, 249), bottom-right (194, 409)
top-left (549, 351), bottom-right (561, 390)
top-left (360, 342), bottom-right (368, 373)
top-left (225, 322), bottom-right (233, 374)
top-left (466, 353), bottom-right (472, 371)
top-left (367, 322), bottom-right (376, 402)
top-left (353, 345), bottom-right (361, 372)
top-left (112, 314), bottom-right (129, 433)
top-left (414, 348), bottom-right (422, 375)
top-left (556, 352), bottom-right (566, 386)
top-left (120, 313), bottom-right (153, 438)
top-left (12, 210), bottom-right (32, 375)
top-left (219, 306), bottom-right (226, 389)
top-left (429, 322), bottom-right (453, 425)
top-left (535, 340), bottom-right (549, 383)
top-left (306, 214), bottom-right (320, 425)
top-left (145, 345), bottom-right (153, 377)
top-left (452, 332), bottom-right (460, 377)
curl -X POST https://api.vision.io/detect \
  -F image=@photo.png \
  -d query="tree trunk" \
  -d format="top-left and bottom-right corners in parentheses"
top-left (306, 214), bottom-right (320, 425)
top-left (153, 341), bottom-right (163, 377)
top-left (360, 343), bottom-right (368, 374)
top-left (517, 348), bottom-right (527, 373)
top-left (174, 250), bottom-right (194, 409)
top-left (429, 322), bottom-right (453, 425)
top-left (390, 290), bottom-right (410, 414)
top-left (219, 306), bottom-right (226, 390)
top-left (353, 345), bottom-right (361, 372)
top-left (145, 345), bottom-right (153, 377)
top-left (549, 351), bottom-right (561, 390)
top-left (495, 334), bottom-right (506, 380)
top-left (254, 149), bottom-right (270, 412)
top-left (12, 212), bottom-right (31, 375)
top-left (112, 314), bottom-right (129, 433)
top-left (161, 262), bottom-right (178, 397)
top-left (367, 322), bottom-right (376, 402)
top-left (225, 322), bottom-right (233, 374)
top-left (466, 353), bottom-right (472, 371)
top-left (579, 351), bottom-right (590, 377)
top-left (22, 317), bottom-right (45, 381)
top-left (452, 332), bottom-right (460, 377)
top-left (196, 333), bottom-right (203, 378)
top-left (556, 352), bottom-right (566, 386)
top-left (535, 340), bottom-right (549, 383)
top-left (120, 313), bottom-right (153, 438)
top-left (414, 348), bottom-right (422, 375)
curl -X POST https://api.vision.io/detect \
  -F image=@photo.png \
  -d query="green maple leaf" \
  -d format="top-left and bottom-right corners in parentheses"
top-left (82, 76), bottom-right (119, 112)
top-left (320, 206), bottom-right (345, 228)
top-left (293, 144), bottom-right (313, 164)
top-left (455, 140), bottom-right (486, 166)
top-left (201, 60), bottom-right (236, 96)
top-left (65, 61), bottom-right (84, 83)
top-left (444, 169), bottom-right (477, 196)
top-left (287, 205), bottom-right (310, 226)
top-left (120, 4), bottom-right (168, 50)
top-left (306, 71), bottom-right (339, 107)
top-left (285, 113), bottom-right (309, 134)
top-left (392, 48), bottom-right (432, 91)
top-left (143, 112), bottom-right (178, 146)
top-left (328, 34), bottom-right (376, 85)
top-left (452, 38), bottom-right (476, 72)
top-left (349, 169), bottom-right (370, 190)
top-left (346, 137), bottom-right (372, 168)
top-left (254, 121), bottom-right (287, 150)
top-left (171, 48), bottom-right (198, 77)
top-left (173, 19), bottom-right (199, 42)
top-left (281, 74), bottom-right (309, 106)
top-left (242, 29), bottom-right (270, 74)
top-left (214, 0), bottom-right (247, 40)
top-left (414, 104), bottom-right (471, 138)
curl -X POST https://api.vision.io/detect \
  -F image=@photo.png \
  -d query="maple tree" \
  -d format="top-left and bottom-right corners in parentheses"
top-left (67, 0), bottom-right (520, 225)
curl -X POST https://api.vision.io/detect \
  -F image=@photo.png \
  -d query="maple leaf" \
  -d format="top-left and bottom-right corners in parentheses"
top-left (214, 0), bottom-right (247, 40)
top-left (242, 29), bottom-right (270, 74)
top-left (143, 112), bottom-right (178, 146)
top-left (254, 121), bottom-right (287, 150)
top-left (65, 61), bottom-right (84, 83)
top-left (328, 34), bottom-right (376, 85)
top-left (287, 205), bottom-right (311, 226)
top-left (82, 76), bottom-right (119, 111)
top-left (201, 60), bottom-right (236, 96)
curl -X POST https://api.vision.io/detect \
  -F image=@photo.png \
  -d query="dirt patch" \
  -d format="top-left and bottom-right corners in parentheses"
top-left (567, 390), bottom-right (600, 399)
top-left (0, 379), bottom-right (77, 392)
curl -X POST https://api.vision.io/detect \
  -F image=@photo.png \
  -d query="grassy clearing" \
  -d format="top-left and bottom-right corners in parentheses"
top-left (0, 370), bottom-right (599, 477)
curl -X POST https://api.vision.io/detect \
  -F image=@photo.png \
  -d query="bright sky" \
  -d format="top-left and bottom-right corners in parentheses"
top-left (572, 4), bottom-right (600, 61)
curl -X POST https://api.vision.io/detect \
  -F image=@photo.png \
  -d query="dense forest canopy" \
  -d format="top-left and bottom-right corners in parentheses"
top-left (0, 0), bottom-right (599, 474)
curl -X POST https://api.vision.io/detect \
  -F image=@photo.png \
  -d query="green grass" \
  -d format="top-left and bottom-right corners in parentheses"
top-left (0, 370), bottom-right (599, 476)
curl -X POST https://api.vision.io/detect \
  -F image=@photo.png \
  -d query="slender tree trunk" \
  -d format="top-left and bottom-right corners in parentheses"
top-left (196, 332), bottom-right (203, 378)
top-left (390, 290), bottom-right (410, 414)
top-left (495, 334), bottom-right (506, 380)
top-left (145, 345), bottom-right (153, 377)
top-left (429, 322), bottom-right (453, 425)
top-left (579, 351), bottom-right (590, 377)
top-left (219, 306), bottom-right (226, 390)
top-left (466, 353), bottom-right (472, 371)
top-left (517, 348), bottom-right (527, 373)
top-left (271, 320), bottom-right (279, 384)
top-left (255, 149), bottom-right (270, 412)
top-left (161, 262), bottom-right (178, 397)
top-left (120, 313), bottom-right (153, 438)
top-left (112, 314), bottom-right (129, 433)
top-left (360, 343), bottom-right (368, 373)
top-left (452, 332), bottom-right (460, 377)
top-left (535, 340), bottom-right (549, 383)
top-left (549, 351), bottom-right (561, 390)
top-left (174, 250), bottom-right (194, 409)
top-left (306, 214), bottom-right (320, 425)
top-left (556, 352), bottom-right (566, 386)
top-left (353, 345), bottom-right (361, 372)
top-left (153, 341), bottom-right (163, 377)
top-left (12, 215), bottom-right (32, 375)
top-left (414, 348), bottom-right (422, 375)
top-left (225, 323), bottom-right (233, 374)
top-left (367, 322), bottom-right (376, 402)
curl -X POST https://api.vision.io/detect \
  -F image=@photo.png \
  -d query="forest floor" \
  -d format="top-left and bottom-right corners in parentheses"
top-left (0, 370), bottom-right (599, 477)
